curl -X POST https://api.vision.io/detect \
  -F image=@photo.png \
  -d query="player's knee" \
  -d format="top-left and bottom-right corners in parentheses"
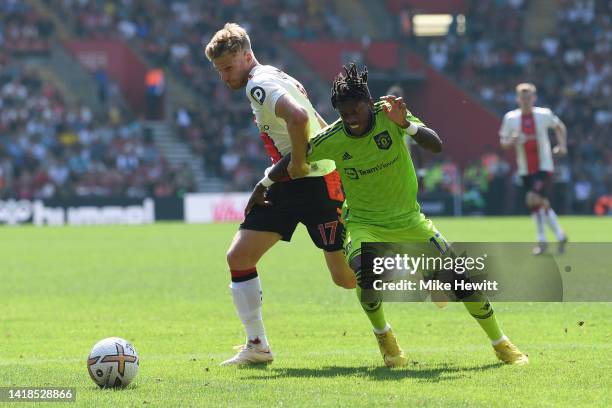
top-left (526, 193), bottom-right (542, 210)
top-left (226, 246), bottom-right (255, 270)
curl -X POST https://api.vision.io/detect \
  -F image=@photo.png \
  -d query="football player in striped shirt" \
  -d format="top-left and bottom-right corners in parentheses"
top-left (500, 83), bottom-right (569, 255)
top-left (206, 23), bottom-right (355, 366)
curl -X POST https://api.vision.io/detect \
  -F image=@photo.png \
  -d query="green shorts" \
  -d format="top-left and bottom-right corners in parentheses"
top-left (343, 213), bottom-right (449, 264)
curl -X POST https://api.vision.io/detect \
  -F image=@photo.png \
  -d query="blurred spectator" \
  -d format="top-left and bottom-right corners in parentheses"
top-left (145, 68), bottom-right (165, 120)
top-left (409, 0), bottom-right (611, 214)
top-left (49, 0), bottom-right (347, 190)
top-left (0, 0), bottom-right (53, 55)
top-left (0, 63), bottom-right (194, 200)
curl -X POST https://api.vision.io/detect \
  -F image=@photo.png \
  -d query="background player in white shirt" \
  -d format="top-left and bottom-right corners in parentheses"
top-left (500, 83), bottom-right (568, 255)
top-left (205, 23), bottom-right (355, 366)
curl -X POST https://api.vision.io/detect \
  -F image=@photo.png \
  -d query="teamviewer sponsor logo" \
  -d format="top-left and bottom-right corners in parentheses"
top-left (344, 168), bottom-right (359, 179)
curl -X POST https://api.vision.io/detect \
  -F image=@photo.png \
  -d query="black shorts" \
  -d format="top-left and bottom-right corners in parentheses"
top-left (240, 171), bottom-right (345, 252)
top-left (522, 171), bottom-right (552, 199)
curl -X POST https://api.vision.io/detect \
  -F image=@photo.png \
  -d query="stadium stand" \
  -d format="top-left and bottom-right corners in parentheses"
top-left (47, 0), bottom-right (348, 191)
top-left (0, 0), bottom-right (53, 55)
top-left (0, 62), bottom-right (195, 199)
top-left (387, 0), bottom-right (610, 213)
top-left (3, 0), bottom-right (608, 214)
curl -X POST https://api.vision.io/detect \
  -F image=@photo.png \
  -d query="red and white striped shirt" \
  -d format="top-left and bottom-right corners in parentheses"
top-left (245, 65), bottom-right (335, 177)
top-left (499, 107), bottom-right (561, 176)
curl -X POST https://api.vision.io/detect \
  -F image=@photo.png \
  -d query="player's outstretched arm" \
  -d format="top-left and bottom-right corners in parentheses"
top-left (380, 95), bottom-right (442, 153)
top-left (411, 127), bottom-right (442, 153)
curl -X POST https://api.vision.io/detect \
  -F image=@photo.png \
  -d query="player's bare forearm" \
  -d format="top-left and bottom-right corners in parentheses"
top-left (411, 126), bottom-right (443, 153)
top-left (555, 121), bottom-right (567, 148)
top-left (275, 94), bottom-right (310, 164)
top-left (275, 94), bottom-right (310, 177)
top-left (287, 118), bottom-right (309, 163)
top-left (268, 153), bottom-right (292, 182)
top-left (550, 121), bottom-right (568, 156)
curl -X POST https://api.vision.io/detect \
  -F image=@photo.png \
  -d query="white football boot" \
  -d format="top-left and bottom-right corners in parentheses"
top-left (220, 342), bottom-right (274, 366)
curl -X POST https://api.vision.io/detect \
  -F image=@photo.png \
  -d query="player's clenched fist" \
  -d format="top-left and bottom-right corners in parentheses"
top-left (244, 183), bottom-right (271, 216)
top-left (553, 145), bottom-right (567, 156)
top-left (288, 159), bottom-right (310, 179)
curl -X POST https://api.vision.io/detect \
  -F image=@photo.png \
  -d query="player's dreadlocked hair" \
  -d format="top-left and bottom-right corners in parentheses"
top-left (331, 63), bottom-right (371, 109)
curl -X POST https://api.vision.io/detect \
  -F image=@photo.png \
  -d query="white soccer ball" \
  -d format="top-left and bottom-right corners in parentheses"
top-left (87, 337), bottom-right (139, 388)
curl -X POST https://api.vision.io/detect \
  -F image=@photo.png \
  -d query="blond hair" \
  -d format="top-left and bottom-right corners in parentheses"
top-left (516, 82), bottom-right (537, 94)
top-left (204, 23), bottom-right (252, 61)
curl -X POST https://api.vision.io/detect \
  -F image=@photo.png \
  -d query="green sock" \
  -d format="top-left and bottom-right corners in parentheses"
top-left (356, 286), bottom-right (388, 331)
top-left (462, 294), bottom-right (504, 341)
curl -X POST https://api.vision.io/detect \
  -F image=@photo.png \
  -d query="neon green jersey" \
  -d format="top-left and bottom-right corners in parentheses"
top-left (307, 101), bottom-right (425, 227)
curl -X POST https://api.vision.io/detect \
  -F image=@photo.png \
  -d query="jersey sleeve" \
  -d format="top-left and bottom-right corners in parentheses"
top-left (246, 77), bottom-right (287, 114)
top-left (307, 127), bottom-right (338, 162)
top-left (406, 110), bottom-right (425, 127)
top-left (543, 108), bottom-right (561, 128)
top-left (499, 112), bottom-right (512, 142)
top-left (306, 139), bottom-right (331, 162)
top-left (306, 142), bottom-right (322, 162)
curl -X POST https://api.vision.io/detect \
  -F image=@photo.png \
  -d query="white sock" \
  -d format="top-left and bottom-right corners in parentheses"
top-left (532, 210), bottom-right (546, 242)
top-left (491, 334), bottom-right (508, 346)
top-left (230, 277), bottom-right (269, 349)
top-left (545, 208), bottom-right (565, 240)
top-left (373, 323), bottom-right (390, 335)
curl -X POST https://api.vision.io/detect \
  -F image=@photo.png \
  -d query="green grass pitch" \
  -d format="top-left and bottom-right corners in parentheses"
top-left (1, 217), bottom-right (611, 407)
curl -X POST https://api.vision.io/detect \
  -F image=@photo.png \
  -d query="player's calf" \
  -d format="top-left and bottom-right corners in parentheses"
top-left (324, 250), bottom-right (356, 289)
top-left (222, 230), bottom-right (280, 366)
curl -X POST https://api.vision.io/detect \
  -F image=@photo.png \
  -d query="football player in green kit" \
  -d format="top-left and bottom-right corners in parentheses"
top-left (247, 63), bottom-right (528, 367)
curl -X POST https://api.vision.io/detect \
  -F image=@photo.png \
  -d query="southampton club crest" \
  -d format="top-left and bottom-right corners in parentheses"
top-left (374, 131), bottom-right (392, 150)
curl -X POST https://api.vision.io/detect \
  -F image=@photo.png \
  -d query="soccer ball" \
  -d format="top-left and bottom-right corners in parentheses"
top-left (87, 337), bottom-right (139, 388)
